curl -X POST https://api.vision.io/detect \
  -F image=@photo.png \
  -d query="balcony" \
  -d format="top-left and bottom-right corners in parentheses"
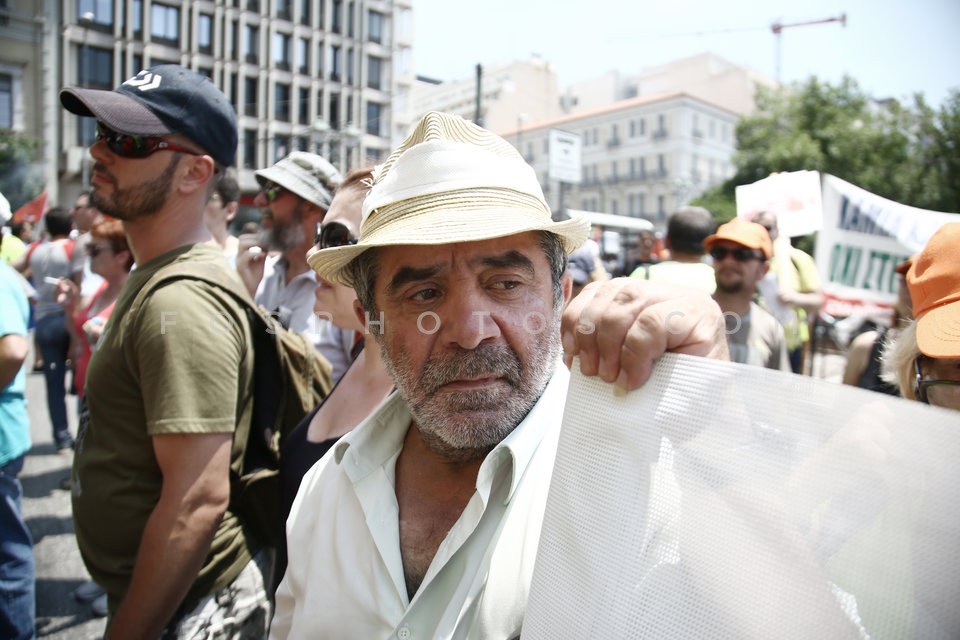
top-left (606, 137), bottom-right (621, 149)
top-left (653, 129), bottom-right (668, 140)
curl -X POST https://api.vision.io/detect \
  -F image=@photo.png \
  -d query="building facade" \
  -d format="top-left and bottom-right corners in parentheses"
top-left (1, 0), bottom-right (412, 207)
top-left (500, 92), bottom-right (739, 229)
top-left (409, 55), bottom-right (563, 136)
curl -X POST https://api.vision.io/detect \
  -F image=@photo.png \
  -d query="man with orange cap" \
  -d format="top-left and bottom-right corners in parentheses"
top-left (705, 218), bottom-right (789, 371)
top-left (885, 222), bottom-right (960, 411)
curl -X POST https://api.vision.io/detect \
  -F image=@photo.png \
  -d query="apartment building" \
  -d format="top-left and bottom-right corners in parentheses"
top-left (0, 0), bottom-right (413, 206)
top-left (409, 55), bottom-right (563, 135)
top-left (500, 92), bottom-right (739, 228)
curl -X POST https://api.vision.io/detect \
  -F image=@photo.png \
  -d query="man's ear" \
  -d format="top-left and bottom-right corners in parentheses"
top-left (179, 155), bottom-right (217, 195)
top-left (353, 298), bottom-right (369, 333)
top-left (225, 201), bottom-right (239, 224)
top-left (759, 260), bottom-right (771, 278)
top-left (561, 272), bottom-right (574, 303)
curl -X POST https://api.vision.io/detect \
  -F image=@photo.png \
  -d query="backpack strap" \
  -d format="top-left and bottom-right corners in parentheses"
top-left (127, 260), bottom-right (272, 487)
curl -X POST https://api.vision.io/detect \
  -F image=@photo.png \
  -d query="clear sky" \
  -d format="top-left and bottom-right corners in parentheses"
top-left (412, 0), bottom-right (960, 108)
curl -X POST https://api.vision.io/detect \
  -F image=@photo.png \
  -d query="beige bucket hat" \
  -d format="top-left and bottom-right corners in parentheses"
top-left (308, 111), bottom-right (589, 287)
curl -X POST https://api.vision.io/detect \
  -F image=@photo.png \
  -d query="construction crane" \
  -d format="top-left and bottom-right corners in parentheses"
top-left (771, 13), bottom-right (847, 85)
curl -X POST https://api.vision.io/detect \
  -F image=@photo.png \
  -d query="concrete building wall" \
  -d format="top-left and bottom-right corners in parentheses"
top-left (4, 0), bottom-right (403, 206)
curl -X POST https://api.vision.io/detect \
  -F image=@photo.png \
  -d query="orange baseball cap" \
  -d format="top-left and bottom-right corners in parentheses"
top-left (907, 222), bottom-right (960, 358)
top-left (704, 218), bottom-right (773, 259)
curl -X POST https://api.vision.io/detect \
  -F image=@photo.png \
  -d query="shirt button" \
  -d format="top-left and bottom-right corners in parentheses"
top-left (397, 627), bottom-right (411, 639)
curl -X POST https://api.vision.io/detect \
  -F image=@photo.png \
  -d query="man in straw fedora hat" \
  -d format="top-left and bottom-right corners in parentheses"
top-left (272, 112), bottom-right (728, 638)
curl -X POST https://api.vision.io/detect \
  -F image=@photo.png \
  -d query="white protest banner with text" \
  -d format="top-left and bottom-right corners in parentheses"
top-left (815, 175), bottom-right (958, 317)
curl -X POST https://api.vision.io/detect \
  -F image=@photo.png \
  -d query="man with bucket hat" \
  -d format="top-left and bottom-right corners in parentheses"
top-left (704, 218), bottom-right (789, 371)
top-left (237, 151), bottom-right (355, 382)
top-left (271, 112), bottom-right (728, 638)
top-left (60, 65), bottom-right (271, 637)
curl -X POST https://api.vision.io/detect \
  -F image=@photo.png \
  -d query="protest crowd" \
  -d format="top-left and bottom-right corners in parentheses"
top-left (1, 65), bottom-right (957, 639)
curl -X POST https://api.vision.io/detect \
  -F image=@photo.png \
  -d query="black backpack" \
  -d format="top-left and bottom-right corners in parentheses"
top-left (131, 259), bottom-right (333, 548)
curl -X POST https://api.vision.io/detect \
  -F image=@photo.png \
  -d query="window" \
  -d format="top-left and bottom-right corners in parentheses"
top-left (347, 0), bottom-right (355, 36)
top-left (130, 53), bottom-right (143, 77)
top-left (332, 0), bottom-right (343, 33)
top-left (298, 88), bottom-right (309, 125)
top-left (243, 128), bottom-right (257, 169)
top-left (0, 73), bottom-right (12, 129)
top-left (346, 49), bottom-right (354, 84)
top-left (273, 33), bottom-right (291, 70)
top-left (79, 0), bottom-right (113, 26)
top-left (229, 21), bottom-right (238, 59)
top-left (80, 47), bottom-right (113, 89)
top-left (244, 77), bottom-right (258, 116)
top-left (132, 0), bottom-right (142, 34)
top-left (366, 102), bottom-right (382, 136)
top-left (198, 14), bottom-right (213, 52)
top-left (150, 3), bottom-right (180, 43)
top-left (368, 11), bottom-right (383, 43)
top-left (639, 118), bottom-right (646, 135)
top-left (328, 92), bottom-right (340, 129)
top-left (274, 135), bottom-right (290, 162)
top-left (657, 154), bottom-right (666, 176)
top-left (298, 38), bottom-right (309, 74)
top-left (230, 71), bottom-right (238, 108)
top-left (299, 0), bottom-right (311, 25)
top-left (245, 25), bottom-right (259, 63)
top-left (275, 84), bottom-right (290, 121)
top-left (367, 56), bottom-right (383, 89)
top-left (329, 45), bottom-right (341, 81)
top-left (276, 0), bottom-right (291, 19)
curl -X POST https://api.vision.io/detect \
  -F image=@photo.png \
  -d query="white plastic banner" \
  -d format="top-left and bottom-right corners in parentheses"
top-left (815, 175), bottom-right (958, 317)
top-left (525, 354), bottom-right (960, 640)
top-left (735, 170), bottom-right (823, 238)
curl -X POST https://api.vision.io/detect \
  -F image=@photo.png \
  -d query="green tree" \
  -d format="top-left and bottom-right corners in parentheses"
top-left (694, 77), bottom-right (960, 221)
top-left (0, 129), bottom-right (44, 211)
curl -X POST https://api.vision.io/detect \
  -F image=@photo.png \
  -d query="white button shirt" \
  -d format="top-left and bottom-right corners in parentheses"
top-left (271, 364), bottom-right (570, 639)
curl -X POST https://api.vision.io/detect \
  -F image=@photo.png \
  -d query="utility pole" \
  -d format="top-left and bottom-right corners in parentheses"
top-left (771, 13), bottom-right (846, 85)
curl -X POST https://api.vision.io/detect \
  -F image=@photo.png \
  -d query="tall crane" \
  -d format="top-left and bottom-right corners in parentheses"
top-left (771, 13), bottom-right (847, 85)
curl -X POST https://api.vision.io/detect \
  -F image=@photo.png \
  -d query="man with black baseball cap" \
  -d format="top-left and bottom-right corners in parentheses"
top-left (60, 65), bottom-right (272, 637)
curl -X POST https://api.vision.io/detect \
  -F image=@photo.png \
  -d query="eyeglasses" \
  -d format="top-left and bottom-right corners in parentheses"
top-left (315, 221), bottom-right (358, 249)
top-left (709, 247), bottom-right (763, 262)
top-left (96, 122), bottom-right (201, 159)
top-left (914, 357), bottom-right (960, 406)
top-left (261, 182), bottom-right (287, 203)
top-left (86, 243), bottom-right (112, 258)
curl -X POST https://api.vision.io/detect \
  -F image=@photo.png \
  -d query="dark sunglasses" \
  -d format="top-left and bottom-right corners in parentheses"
top-left (86, 244), bottom-right (111, 257)
top-left (709, 246), bottom-right (763, 262)
top-left (261, 182), bottom-right (287, 203)
top-left (315, 221), bottom-right (359, 249)
top-left (96, 122), bottom-right (202, 159)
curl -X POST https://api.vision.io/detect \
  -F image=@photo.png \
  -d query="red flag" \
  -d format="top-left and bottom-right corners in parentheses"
top-left (12, 192), bottom-right (48, 224)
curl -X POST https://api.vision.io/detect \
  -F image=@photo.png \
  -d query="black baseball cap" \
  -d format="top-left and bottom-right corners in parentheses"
top-left (60, 65), bottom-right (237, 168)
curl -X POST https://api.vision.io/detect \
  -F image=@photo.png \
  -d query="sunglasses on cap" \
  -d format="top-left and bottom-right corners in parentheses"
top-left (96, 122), bottom-right (202, 159)
top-left (709, 246), bottom-right (764, 262)
top-left (314, 221), bottom-right (359, 250)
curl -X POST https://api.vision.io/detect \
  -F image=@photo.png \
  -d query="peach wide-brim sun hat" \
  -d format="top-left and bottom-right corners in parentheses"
top-left (908, 221), bottom-right (960, 358)
top-left (308, 111), bottom-right (590, 287)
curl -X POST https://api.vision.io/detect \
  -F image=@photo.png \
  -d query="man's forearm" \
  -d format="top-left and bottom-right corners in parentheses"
top-left (106, 493), bottom-right (226, 639)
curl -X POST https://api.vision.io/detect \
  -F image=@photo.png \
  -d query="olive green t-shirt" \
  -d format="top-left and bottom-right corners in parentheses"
top-left (72, 243), bottom-right (256, 613)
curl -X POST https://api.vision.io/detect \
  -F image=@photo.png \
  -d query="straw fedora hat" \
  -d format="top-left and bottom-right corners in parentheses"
top-left (308, 111), bottom-right (589, 287)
